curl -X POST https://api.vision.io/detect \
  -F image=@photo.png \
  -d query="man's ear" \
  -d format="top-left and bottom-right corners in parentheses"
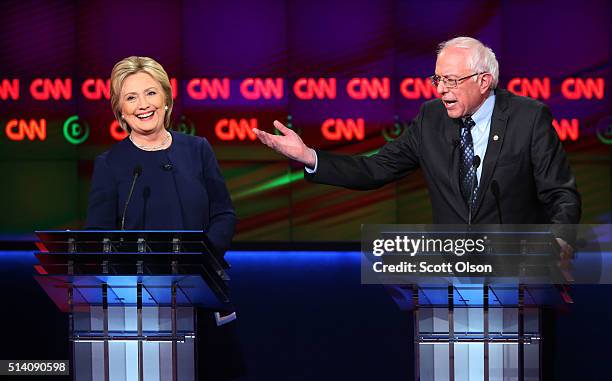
top-left (480, 73), bottom-right (492, 94)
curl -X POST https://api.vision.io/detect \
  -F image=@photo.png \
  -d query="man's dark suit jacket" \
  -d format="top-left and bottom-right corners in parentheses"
top-left (305, 89), bottom-right (581, 225)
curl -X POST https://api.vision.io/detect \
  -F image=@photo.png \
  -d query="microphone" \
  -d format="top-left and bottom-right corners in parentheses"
top-left (448, 138), bottom-right (461, 174)
top-left (472, 155), bottom-right (481, 170)
top-left (467, 155), bottom-right (481, 225)
top-left (161, 163), bottom-right (173, 171)
top-left (121, 165), bottom-right (142, 230)
top-left (451, 139), bottom-right (460, 158)
top-left (491, 180), bottom-right (503, 224)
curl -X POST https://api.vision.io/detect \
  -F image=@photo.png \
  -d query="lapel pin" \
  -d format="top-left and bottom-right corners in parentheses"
top-left (493, 135), bottom-right (499, 141)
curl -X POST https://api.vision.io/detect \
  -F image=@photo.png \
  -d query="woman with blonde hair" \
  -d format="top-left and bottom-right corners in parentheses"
top-left (87, 56), bottom-right (235, 252)
top-left (86, 56), bottom-right (244, 379)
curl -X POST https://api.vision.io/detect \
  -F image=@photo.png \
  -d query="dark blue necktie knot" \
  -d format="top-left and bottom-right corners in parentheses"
top-left (463, 116), bottom-right (476, 130)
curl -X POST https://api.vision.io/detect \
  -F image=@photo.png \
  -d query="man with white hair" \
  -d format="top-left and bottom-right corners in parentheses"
top-left (254, 37), bottom-right (580, 244)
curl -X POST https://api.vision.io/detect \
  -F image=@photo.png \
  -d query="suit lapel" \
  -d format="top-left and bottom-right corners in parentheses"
top-left (444, 116), bottom-right (467, 219)
top-left (472, 89), bottom-right (510, 219)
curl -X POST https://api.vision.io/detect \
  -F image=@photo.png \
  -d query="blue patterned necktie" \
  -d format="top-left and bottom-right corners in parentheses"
top-left (460, 116), bottom-right (478, 206)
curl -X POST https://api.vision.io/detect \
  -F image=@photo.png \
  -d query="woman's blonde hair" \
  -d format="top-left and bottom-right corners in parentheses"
top-left (110, 56), bottom-right (173, 132)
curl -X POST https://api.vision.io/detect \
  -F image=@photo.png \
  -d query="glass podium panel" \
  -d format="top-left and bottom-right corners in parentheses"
top-left (416, 285), bottom-right (541, 380)
top-left (454, 343), bottom-right (484, 380)
top-left (420, 344), bottom-right (450, 381)
top-left (73, 306), bottom-right (195, 381)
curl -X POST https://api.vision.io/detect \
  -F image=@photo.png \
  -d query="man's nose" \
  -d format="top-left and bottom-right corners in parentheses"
top-left (436, 81), bottom-right (448, 95)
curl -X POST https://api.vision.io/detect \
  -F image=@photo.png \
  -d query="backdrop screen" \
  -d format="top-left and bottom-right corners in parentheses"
top-left (0, 0), bottom-right (610, 241)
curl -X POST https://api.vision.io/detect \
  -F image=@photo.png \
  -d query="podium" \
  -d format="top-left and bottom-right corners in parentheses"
top-left (33, 230), bottom-right (232, 381)
top-left (362, 225), bottom-right (579, 381)
top-left (386, 283), bottom-right (569, 381)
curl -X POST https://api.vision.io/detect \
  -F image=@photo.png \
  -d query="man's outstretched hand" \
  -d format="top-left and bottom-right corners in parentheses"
top-left (253, 120), bottom-right (317, 168)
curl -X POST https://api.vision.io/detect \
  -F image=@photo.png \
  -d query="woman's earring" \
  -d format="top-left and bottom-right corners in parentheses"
top-left (164, 105), bottom-right (168, 111)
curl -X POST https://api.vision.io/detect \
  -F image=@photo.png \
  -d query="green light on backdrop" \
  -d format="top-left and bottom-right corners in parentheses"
top-left (232, 148), bottom-right (380, 200)
top-left (596, 117), bottom-right (612, 145)
top-left (63, 115), bottom-right (90, 145)
top-left (234, 171), bottom-right (305, 200)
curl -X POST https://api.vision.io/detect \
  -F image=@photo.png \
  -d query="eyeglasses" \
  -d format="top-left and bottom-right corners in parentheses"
top-left (430, 72), bottom-right (485, 88)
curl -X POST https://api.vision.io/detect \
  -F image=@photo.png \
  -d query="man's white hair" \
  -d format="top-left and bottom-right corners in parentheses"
top-left (437, 37), bottom-right (499, 89)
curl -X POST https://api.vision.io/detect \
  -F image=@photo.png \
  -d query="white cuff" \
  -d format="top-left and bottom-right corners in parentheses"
top-left (304, 149), bottom-right (318, 173)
